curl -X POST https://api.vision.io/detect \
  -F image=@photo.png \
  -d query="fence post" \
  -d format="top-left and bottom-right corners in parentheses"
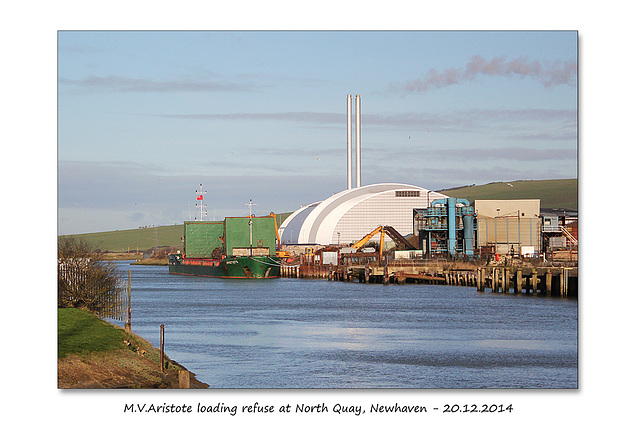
top-left (160, 324), bottom-right (165, 373)
top-left (125, 270), bottom-right (132, 332)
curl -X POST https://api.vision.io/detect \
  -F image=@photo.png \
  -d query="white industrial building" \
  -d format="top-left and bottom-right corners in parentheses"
top-left (279, 183), bottom-right (448, 245)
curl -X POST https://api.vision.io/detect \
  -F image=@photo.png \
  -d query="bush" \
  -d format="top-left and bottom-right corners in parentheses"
top-left (58, 237), bottom-right (123, 314)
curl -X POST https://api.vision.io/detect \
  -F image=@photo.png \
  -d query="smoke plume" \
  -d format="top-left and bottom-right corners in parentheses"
top-left (397, 55), bottom-right (576, 93)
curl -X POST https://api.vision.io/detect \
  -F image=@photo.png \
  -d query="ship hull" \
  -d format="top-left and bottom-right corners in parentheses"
top-left (169, 256), bottom-right (280, 279)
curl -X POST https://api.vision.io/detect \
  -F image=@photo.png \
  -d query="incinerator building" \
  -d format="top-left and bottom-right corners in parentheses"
top-left (278, 182), bottom-right (448, 246)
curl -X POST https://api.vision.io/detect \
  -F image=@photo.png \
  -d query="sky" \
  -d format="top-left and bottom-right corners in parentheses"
top-left (57, 30), bottom-right (578, 235)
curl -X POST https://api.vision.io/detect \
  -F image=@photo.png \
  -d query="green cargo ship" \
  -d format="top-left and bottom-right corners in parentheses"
top-left (169, 215), bottom-right (281, 279)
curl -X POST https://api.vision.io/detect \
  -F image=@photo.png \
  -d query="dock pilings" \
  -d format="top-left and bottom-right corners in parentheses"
top-left (475, 266), bottom-right (577, 297)
top-left (281, 261), bottom-right (576, 298)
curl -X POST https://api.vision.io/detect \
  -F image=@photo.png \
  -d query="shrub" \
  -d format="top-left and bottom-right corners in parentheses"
top-left (58, 237), bottom-right (123, 314)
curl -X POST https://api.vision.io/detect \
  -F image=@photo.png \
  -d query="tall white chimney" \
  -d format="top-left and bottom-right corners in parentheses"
top-left (347, 94), bottom-right (362, 189)
top-left (355, 94), bottom-right (361, 188)
top-left (347, 94), bottom-right (353, 190)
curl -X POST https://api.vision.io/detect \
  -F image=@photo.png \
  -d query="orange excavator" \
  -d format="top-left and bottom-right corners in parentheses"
top-left (270, 212), bottom-right (291, 258)
top-left (351, 225), bottom-right (416, 259)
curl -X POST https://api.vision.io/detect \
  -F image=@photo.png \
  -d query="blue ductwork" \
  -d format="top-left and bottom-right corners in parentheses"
top-left (447, 198), bottom-right (457, 257)
top-left (426, 197), bottom-right (475, 259)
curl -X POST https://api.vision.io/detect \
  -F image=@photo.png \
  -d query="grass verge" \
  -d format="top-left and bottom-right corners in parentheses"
top-left (57, 308), bottom-right (208, 388)
top-left (58, 308), bottom-right (128, 358)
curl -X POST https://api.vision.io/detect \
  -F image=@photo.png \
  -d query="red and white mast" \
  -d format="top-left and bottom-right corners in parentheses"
top-left (195, 184), bottom-right (208, 221)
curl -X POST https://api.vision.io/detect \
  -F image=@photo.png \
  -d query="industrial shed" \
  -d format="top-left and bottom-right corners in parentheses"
top-left (474, 199), bottom-right (542, 256)
top-left (279, 183), bottom-right (448, 246)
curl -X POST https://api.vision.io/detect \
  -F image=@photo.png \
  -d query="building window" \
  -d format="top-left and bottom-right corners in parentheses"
top-left (395, 190), bottom-right (420, 197)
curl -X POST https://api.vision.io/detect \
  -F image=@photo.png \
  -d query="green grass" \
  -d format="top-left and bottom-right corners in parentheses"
top-left (58, 308), bottom-right (128, 359)
top-left (440, 178), bottom-right (577, 210)
top-left (60, 224), bottom-right (184, 253)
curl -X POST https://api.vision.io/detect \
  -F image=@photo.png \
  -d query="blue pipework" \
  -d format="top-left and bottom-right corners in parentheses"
top-left (415, 198), bottom-right (477, 259)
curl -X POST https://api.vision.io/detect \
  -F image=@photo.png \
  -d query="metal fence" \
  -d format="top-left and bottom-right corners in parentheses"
top-left (99, 277), bottom-right (129, 322)
top-left (58, 260), bottom-right (130, 322)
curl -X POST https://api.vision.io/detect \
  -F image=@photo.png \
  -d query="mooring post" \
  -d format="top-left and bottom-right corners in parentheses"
top-left (397, 272), bottom-right (406, 285)
top-left (478, 268), bottom-right (484, 292)
top-left (160, 324), bottom-right (165, 373)
top-left (502, 268), bottom-right (508, 293)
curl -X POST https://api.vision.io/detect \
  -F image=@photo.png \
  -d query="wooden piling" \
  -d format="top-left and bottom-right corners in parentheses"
top-left (478, 268), bottom-right (485, 292)
top-left (532, 269), bottom-right (538, 295)
top-left (397, 272), bottom-right (406, 285)
top-left (546, 271), bottom-right (552, 296)
top-left (516, 269), bottom-right (523, 294)
top-left (179, 370), bottom-right (191, 388)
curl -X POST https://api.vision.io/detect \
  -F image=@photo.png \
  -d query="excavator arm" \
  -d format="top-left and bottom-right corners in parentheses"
top-left (270, 212), bottom-right (291, 257)
top-left (351, 226), bottom-right (384, 250)
top-left (350, 225), bottom-right (416, 251)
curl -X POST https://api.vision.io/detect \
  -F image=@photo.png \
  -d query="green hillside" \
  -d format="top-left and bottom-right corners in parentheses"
top-left (439, 179), bottom-right (577, 210)
top-left (62, 225), bottom-right (184, 253)
top-left (60, 212), bottom-right (293, 253)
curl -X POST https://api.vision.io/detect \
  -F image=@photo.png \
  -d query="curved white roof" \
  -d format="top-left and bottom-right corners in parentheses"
top-left (279, 183), bottom-right (448, 245)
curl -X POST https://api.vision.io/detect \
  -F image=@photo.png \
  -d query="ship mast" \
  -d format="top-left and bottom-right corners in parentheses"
top-left (195, 184), bottom-right (208, 221)
top-left (247, 199), bottom-right (256, 256)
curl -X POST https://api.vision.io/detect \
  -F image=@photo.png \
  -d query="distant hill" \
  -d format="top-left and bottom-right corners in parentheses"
top-left (59, 212), bottom-right (293, 254)
top-left (439, 179), bottom-right (577, 210)
top-left (61, 225), bottom-right (184, 253)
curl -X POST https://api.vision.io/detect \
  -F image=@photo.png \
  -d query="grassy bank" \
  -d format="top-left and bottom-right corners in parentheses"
top-left (61, 225), bottom-right (183, 254)
top-left (131, 257), bottom-right (169, 265)
top-left (58, 308), bottom-right (128, 358)
top-left (441, 178), bottom-right (577, 210)
top-left (58, 308), bottom-right (207, 388)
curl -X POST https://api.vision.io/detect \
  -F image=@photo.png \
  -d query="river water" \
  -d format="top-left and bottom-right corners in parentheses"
top-left (112, 261), bottom-right (578, 389)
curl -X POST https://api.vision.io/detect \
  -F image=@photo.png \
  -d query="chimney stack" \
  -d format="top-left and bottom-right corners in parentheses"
top-left (347, 94), bottom-right (362, 189)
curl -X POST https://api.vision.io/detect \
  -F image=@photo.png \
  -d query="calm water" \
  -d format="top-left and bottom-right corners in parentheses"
top-left (113, 261), bottom-right (578, 389)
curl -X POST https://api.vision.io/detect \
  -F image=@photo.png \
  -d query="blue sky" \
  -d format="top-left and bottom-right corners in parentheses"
top-left (58, 30), bottom-right (577, 235)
